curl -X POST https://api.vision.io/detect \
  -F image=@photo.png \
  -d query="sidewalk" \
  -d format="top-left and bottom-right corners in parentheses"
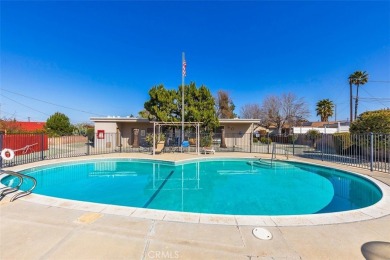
top-left (1, 154), bottom-right (390, 259)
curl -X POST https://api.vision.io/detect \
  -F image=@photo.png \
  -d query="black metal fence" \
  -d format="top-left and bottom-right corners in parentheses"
top-left (1, 132), bottom-right (389, 173)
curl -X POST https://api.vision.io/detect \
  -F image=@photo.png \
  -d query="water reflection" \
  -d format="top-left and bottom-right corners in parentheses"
top-left (1, 159), bottom-right (382, 215)
top-left (294, 164), bottom-right (382, 213)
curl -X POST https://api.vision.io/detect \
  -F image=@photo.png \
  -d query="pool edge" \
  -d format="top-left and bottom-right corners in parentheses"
top-left (2, 154), bottom-right (390, 227)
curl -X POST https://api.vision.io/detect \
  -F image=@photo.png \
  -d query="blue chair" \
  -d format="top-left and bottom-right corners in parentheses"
top-left (182, 141), bottom-right (189, 151)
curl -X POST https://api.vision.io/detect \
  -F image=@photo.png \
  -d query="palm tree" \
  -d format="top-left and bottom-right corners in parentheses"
top-left (349, 71), bottom-right (369, 120)
top-left (316, 99), bottom-right (334, 122)
top-left (348, 76), bottom-right (354, 122)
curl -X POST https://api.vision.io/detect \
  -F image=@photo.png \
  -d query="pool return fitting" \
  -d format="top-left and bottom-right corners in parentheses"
top-left (253, 227), bottom-right (273, 240)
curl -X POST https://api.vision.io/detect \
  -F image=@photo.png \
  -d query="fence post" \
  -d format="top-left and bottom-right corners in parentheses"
top-left (370, 132), bottom-right (374, 172)
top-left (249, 133), bottom-right (252, 153)
top-left (86, 140), bottom-right (90, 155)
top-left (267, 133), bottom-right (270, 154)
top-left (120, 134), bottom-right (122, 153)
top-left (41, 133), bottom-right (45, 161)
top-left (292, 136), bottom-right (295, 156)
top-left (321, 134), bottom-right (324, 161)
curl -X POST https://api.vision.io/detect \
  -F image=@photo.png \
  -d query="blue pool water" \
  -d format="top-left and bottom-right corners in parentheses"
top-left (1, 159), bottom-right (382, 215)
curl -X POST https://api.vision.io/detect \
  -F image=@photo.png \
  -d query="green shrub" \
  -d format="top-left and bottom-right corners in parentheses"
top-left (145, 133), bottom-right (165, 147)
top-left (333, 132), bottom-right (352, 155)
top-left (305, 129), bottom-right (321, 148)
top-left (260, 137), bottom-right (272, 144)
top-left (288, 134), bottom-right (298, 144)
top-left (86, 128), bottom-right (95, 142)
top-left (200, 134), bottom-right (213, 147)
top-left (350, 109), bottom-right (390, 134)
top-left (253, 137), bottom-right (258, 143)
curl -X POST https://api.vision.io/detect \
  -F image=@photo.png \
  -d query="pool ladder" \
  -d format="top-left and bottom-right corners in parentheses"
top-left (270, 143), bottom-right (276, 167)
top-left (270, 143), bottom-right (290, 167)
top-left (0, 170), bottom-right (37, 202)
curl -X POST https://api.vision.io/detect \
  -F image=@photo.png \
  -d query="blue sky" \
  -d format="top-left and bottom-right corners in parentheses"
top-left (1, 1), bottom-right (389, 124)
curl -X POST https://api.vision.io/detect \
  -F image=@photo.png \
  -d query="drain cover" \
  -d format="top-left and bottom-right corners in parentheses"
top-left (253, 227), bottom-right (272, 240)
top-left (74, 212), bottom-right (102, 224)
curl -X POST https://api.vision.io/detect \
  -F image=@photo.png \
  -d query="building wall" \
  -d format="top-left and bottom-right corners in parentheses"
top-left (118, 122), bottom-right (153, 146)
top-left (292, 126), bottom-right (349, 134)
top-left (94, 122), bottom-right (118, 133)
top-left (93, 120), bottom-right (256, 149)
top-left (219, 123), bottom-right (254, 148)
top-left (94, 121), bottom-right (156, 148)
top-left (221, 123), bottom-right (253, 135)
top-left (93, 122), bottom-right (119, 148)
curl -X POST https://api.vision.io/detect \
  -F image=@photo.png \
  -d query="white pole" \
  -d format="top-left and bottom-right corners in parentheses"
top-left (181, 52), bottom-right (185, 151)
top-left (197, 123), bottom-right (200, 155)
top-left (153, 122), bottom-right (156, 155)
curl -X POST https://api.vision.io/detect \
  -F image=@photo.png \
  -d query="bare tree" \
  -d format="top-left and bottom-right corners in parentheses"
top-left (240, 103), bottom-right (262, 119)
top-left (260, 93), bottom-right (310, 134)
top-left (215, 90), bottom-right (236, 119)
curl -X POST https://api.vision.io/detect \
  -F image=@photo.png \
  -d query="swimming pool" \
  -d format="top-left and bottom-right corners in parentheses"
top-left (1, 158), bottom-right (382, 215)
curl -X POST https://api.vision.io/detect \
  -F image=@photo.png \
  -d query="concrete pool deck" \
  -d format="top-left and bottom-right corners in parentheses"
top-left (1, 153), bottom-right (390, 259)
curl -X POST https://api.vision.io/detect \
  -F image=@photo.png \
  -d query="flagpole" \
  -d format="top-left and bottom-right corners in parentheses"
top-left (181, 52), bottom-right (185, 151)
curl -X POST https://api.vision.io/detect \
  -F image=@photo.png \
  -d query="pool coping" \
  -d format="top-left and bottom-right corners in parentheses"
top-left (2, 154), bottom-right (390, 227)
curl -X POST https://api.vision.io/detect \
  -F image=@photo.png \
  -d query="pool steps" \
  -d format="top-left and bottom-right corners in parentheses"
top-left (0, 170), bottom-right (37, 202)
top-left (247, 160), bottom-right (296, 169)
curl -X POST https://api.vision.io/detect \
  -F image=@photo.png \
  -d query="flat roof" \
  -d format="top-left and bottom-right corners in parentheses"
top-left (90, 117), bottom-right (260, 124)
top-left (90, 117), bottom-right (150, 123)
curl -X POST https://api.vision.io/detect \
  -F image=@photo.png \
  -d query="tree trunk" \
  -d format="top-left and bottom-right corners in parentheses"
top-left (349, 82), bottom-right (353, 122)
top-left (220, 128), bottom-right (227, 148)
top-left (354, 84), bottom-right (360, 120)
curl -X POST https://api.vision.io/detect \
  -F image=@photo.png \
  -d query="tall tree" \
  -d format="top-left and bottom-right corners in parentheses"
top-left (45, 112), bottom-right (73, 136)
top-left (349, 71), bottom-right (369, 120)
top-left (180, 82), bottom-right (219, 130)
top-left (348, 76), bottom-right (354, 122)
top-left (260, 93), bottom-right (310, 134)
top-left (143, 84), bottom-right (178, 122)
top-left (240, 103), bottom-right (262, 119)
top-left (143, 82), bottom-right (218, 130)
top-left (138, 109), bottom-right (150, 118)
top-left (316, 99), bottom-right (334, 122)
top-left (215, 90), bottom-right (236, 119)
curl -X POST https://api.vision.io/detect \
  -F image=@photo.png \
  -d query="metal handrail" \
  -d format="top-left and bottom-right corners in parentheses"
top-left (0, 171), bottom-right (24, 200)
top-left (271, 143), bottom-right (276, 167)
top-left (285, 149), bottom-right (289, 159)
top-left (0, 170), bottom-right (37, 202)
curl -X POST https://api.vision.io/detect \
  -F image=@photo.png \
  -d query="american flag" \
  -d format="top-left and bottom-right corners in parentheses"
top-left (182, 59), bottom-right (186, 77)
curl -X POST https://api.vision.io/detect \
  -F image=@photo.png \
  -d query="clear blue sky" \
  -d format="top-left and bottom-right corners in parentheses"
top-left (1, 1), bottom-right (389, 124)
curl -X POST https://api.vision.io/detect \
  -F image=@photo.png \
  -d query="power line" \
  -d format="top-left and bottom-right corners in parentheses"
top-left (0, 109), bottom-right (45, 122)
top-left (1, 94), bottom-right (51, 116)
top-left (360, 87), bottom-right (389, 107)
top-left (360, 98), bottom-right (390, 101)
top-left (370, 80), bottom-right (390, 83)
top-left (1, 88), bottom-right (105, 117)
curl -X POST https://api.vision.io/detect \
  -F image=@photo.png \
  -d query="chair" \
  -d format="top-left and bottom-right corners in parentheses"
top-left (155, 141), bottom-right (165, 154)
top-left (202, 146), bottom-right (215, 154)
top-left (181, 141), bottom-right (190, 152)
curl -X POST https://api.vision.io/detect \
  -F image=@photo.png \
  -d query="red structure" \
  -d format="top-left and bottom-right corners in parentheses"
top-left (2, 121), bottom-right (46, 132)
top-left (1, 134), bottom-right (48, 156)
